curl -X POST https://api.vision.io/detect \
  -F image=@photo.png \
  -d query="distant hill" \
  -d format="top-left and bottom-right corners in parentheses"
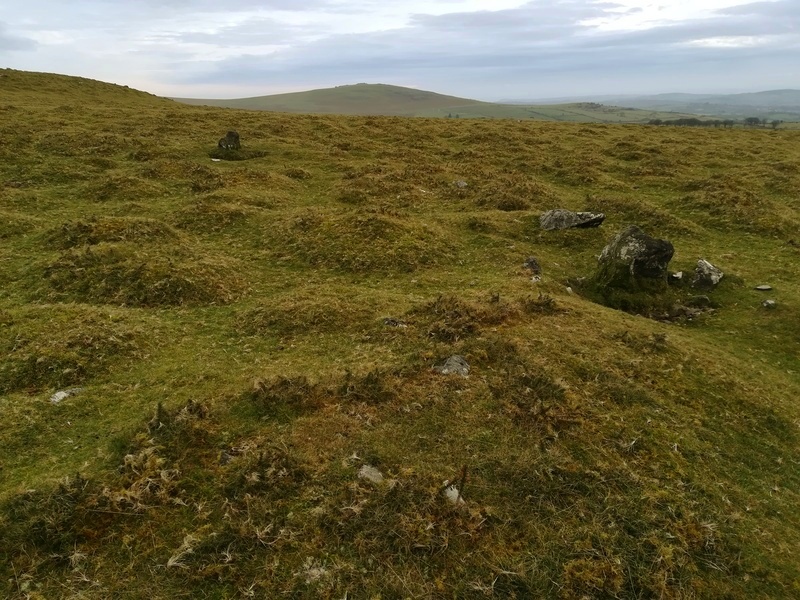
top-left (174, 83), bottom-right (717, 123)
top-left (505, 89), bottom-right (800, 121)
top-left (174, 83), bottom-right (488, 117)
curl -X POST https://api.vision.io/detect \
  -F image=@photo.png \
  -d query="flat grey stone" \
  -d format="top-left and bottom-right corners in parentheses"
top-left (539, 208), bottom-right (605, 231)
top-left (755, 285), bottom-right (773, 291)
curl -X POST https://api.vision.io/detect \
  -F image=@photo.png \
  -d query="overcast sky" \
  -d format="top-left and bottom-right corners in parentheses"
top-left (1, 0), bottom-right (797, 100)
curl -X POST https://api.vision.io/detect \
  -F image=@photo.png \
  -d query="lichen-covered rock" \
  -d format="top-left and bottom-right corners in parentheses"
top-left (692, 259), bottom-right (724, 289)
top-left (539, 208), bottom-right (605, 231)
top-left (595, 225), bottom-right (674, 292)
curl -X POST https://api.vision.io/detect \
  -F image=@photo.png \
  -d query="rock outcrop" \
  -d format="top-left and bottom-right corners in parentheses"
top-left (540, 208), bottom-right (605, 231)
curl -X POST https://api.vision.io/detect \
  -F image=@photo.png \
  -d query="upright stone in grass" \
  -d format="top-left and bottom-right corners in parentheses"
top-left (217, 130), bottom-right (241, 150)
top-left (539, 208), bottom-right (605, 231)
top-left (692, 259), bottom-right (724, 289)
top-left (595, 225), bottom-right (674, 292)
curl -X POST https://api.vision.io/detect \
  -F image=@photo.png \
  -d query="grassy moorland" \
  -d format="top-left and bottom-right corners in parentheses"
top-left (175, 82), bottom-right (714, 123)
top-left (2, 67), bottom-right (800, 599)
top-left (590, 89), bottom-right (800, 123)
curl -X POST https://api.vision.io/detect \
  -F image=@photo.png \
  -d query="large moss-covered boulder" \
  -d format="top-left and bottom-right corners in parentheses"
top-left (595, 225), bottom-right (674, 292)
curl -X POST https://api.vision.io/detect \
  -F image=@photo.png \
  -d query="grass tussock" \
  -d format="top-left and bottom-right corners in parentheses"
top-left (45, 216), bottom-right (180, 249)
top-left (208, 147), bottom-right (267, 161)
top-left (249, 375), bottom-right (325, 421)
top-left (680, 172), bottom-right (800, 235)
top-left (45, 242), bottom-right (248, 307)
top-left (408, 293), bottom-right (561, 343)
top-left (83, 173), bottom-right (166, 202)
top-left (0, 210), bottom-right (40, 238)
top-left (173, 200), bottom-right (255, 233)
top-left (488, 369), bottom-right (576, 436)
top-left (238, 289), bottom-right (378, 336)
top-left (274, 210), bottom-right (457, 272)
top-left (0, 304), bottom-right (146, 392)
top-left (474, 175), bottom-right (557, 212)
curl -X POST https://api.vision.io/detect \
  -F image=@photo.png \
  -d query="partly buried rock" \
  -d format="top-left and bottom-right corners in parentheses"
top-left (692, 259), bottom-right (723, 289)
top-left (49, 386), bottom-right (83, 404)
top-left (382, 317), bottom-right (408, 328)
top-left (595, 225), bottom-right (674, 291)
top-left (358, 465), bottom-right (385, 484)
top-left (540, 208), bottom-right (605, 231)
top-left (217, 130), bottom-right (241, 150)
top-left (433, 355), bottom-right (470, 376)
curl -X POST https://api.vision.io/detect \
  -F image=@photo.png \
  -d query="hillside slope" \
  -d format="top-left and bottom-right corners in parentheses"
top-left (174, 82), bottom-right (711, 122)
top-left (175, 82), bottom-right (488, 116)
top-left (0, 68), bottom-right (172, 108)
top-left (2, 70), bottom-right (800, 599)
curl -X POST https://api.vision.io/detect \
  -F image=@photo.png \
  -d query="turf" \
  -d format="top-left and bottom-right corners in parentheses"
top-left (2, 67), bottom-right (800, 599)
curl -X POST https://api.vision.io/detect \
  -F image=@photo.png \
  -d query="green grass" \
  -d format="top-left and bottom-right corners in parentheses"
top-left (2, 67), bottom-right (800, 598)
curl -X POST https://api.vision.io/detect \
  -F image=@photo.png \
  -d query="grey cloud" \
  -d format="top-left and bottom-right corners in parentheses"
top-left (0, 23), bottom-right (37, 51)
top-left (92, 0), bottom-right (330, 12)
top-left (178, 0), bottom-right (798, 98)
top-left (578, 22), bottom-right (798, 50)
top-left (166, 18), bottom-right (304, 47)
top-left (718, 0), bottom-right (800, 18)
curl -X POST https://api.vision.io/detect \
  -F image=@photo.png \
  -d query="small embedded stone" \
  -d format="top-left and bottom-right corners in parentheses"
top-left (433, 355), bottom-right (470, 376)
